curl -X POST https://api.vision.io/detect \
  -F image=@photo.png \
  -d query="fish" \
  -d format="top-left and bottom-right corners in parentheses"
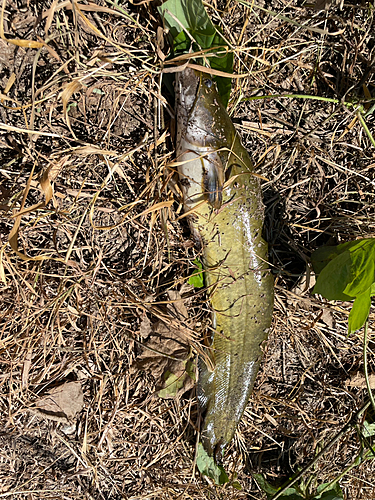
top-left (175, 67), bottom-right (274, 462)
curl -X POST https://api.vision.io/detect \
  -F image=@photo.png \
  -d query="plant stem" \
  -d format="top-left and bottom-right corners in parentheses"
top-left (270, 400), bottom-right (372, 500)
top-left (363, 319), bottom-right (375, 413)
top-left (315, 449), bottom-right (372, 496)
top-left (357, 112), bottom-right (375, 148)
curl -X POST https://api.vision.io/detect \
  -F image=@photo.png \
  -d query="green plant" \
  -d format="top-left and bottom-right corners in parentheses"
top-left (311, 238), bottom-right (375, 334)
top-left (196, 443), bottom-right (241, 489)
top-left (254, 473), bottom-right (344, 500)
top-left (157, 0), bottom-right (233, 105)
top-left (187, 258), bottom-right (204, 288)
top-left (312, 239), bottom-right (375, 411)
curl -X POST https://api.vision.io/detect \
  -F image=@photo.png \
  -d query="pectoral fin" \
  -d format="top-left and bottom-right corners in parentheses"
top-left (204, 155), bottom-right (224, 209)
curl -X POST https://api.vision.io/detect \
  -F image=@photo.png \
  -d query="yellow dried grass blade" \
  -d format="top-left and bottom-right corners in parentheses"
top-left (0, 122), bottom-right (60, 136)
top-left (45, 0), bottom-right (60, 35)
top-left (3, 72), bottom-right (15, 94)
top-left (10, 158), bottom-right (66, 217)
top-left (1, 0), bottom-right (44, 48)
top-left (0, 245), bottom-right (7, 284)
top-left (8, 159), bottom-right (66, 261)
top-left (73, 1), bottom-right (131, 56)
top-left (337, 116), bottom-right (358, 142)
top-left (89, 199), bottom-right (174, 230)
top-left (61, 80), bottom-right (82, 138)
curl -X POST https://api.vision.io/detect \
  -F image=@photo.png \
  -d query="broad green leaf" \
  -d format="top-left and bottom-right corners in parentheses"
top-left (274, 491), bottom-right (305, 499)
top-left (313, 250), bottom-right (354, 301)
top-left (313, 239), bottom-right (375, 301)
top-left (158, 0), bottom-right (233, 106)
top-left (252, 474), bottom-right (278, 496)
top-left (210, 30), bottom-right (233, 106)
top-left (316, 482), bottom-right (344, 500)
top-left (348, 289), bottom-right (371, 333)
top-left (343, 242), bottom-right (375, 297)
top-left (158, 0), bottom-right (215, 41)
top-left (317, 490), bottom-right (343, 500)
top-left (196, 443), bottom-right (229, 485)
top-left (173, 29), bottom-right (190, 52)
top-left (188, 258), bottom-right (204, 287)
top-left (311, 245), bottom-right (347, 275)
top-left (311, 239), bottom-right (375, 275)
top-left (341, 238), bottom-right (375, 253)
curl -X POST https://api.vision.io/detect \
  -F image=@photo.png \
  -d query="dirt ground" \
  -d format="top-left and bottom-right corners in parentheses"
top-left (0, 0), bottom-right (375, 499)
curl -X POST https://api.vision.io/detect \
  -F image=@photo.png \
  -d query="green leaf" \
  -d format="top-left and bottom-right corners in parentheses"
top-left (210, 31), bottom-right (233, 107)
top-left (232, 480), bottom-right (242, 490)
top-left (158, 0), bottom-right (215, 45)
top-left (312, 239), bottom-right (375, 301)
top-left (362, 420), bottom-right (375, 438)
top-left (348, 289), bottom-right (371, 333)
top-left (311, 239), bottom-right (375, 275)
top-left (158, 370), bottom-right (185, 398)
top-left (196, 443), bottom-right (229, 485)
top-left (188, 258), bottom-right (204, 287)
top-left (253, 474), bottom-right (304, 500)
top-left (158, 0), bottom-right (233, 106)
top-left (252, 474), bottom-right (278, 497)
top-left (312, 245), bottom-right (348, 275)
top-left (313, 250), bottom-right (354, 301)
top-left (315, 482), bottom-right (344, 500)
top-left (173, 29), bottom-right (190, 52)
top-left (343, 242), bottom-right (375, 297)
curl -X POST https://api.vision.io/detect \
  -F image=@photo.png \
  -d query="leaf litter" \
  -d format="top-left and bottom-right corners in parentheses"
top-left (132, 287), bottom-right (196, 399)
top-left (31, 381), bottom-right (84, 424)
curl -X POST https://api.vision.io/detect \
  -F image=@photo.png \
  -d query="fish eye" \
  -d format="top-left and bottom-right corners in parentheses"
top-left (204, 78), bottom-right (212, 88)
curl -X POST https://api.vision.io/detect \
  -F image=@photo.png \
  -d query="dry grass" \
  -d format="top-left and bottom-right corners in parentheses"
top-left (0, 0), bottom-right (375, 498)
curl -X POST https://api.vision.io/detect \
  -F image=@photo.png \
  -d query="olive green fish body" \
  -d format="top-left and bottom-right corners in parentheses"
top-left (176, 68), bottom-right (274, 460)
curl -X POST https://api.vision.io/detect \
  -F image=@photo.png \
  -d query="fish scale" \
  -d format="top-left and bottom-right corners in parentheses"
top-left (175, 67), bottom-right (274, 462)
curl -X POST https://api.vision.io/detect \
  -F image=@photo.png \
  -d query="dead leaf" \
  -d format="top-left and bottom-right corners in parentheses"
top-left (22, 349), bottom-right (32, 389)
top-left (139, 313), bottom-right (152, 339)
top-left (346, 373), bottom-right (375, 390)
top-left (32, 381), bottom-right (84, 423)
top-left (132, 290), bottom-right (195, 398)
top-left (320, 308), bottom-right (335, 328)
top-left (134, 322), bottom-right (190, 381)
top-left (167, 289), bottom-right (189, 319)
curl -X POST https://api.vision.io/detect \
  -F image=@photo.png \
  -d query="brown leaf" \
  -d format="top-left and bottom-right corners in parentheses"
top-left (167, 289), bottom-right (189, 319)
top-left (33, 381), bottom-right (84, 423)
top-left (321, 308), bottom-right (335, 328)
top-left (346, 373), bottom-right (375, 389)
top-left (132, 290), bottom-right (195, 397)
top-left (134, 321), bottom-right (190, 381)
top-left (139, 313), bottom-right (152, 339)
